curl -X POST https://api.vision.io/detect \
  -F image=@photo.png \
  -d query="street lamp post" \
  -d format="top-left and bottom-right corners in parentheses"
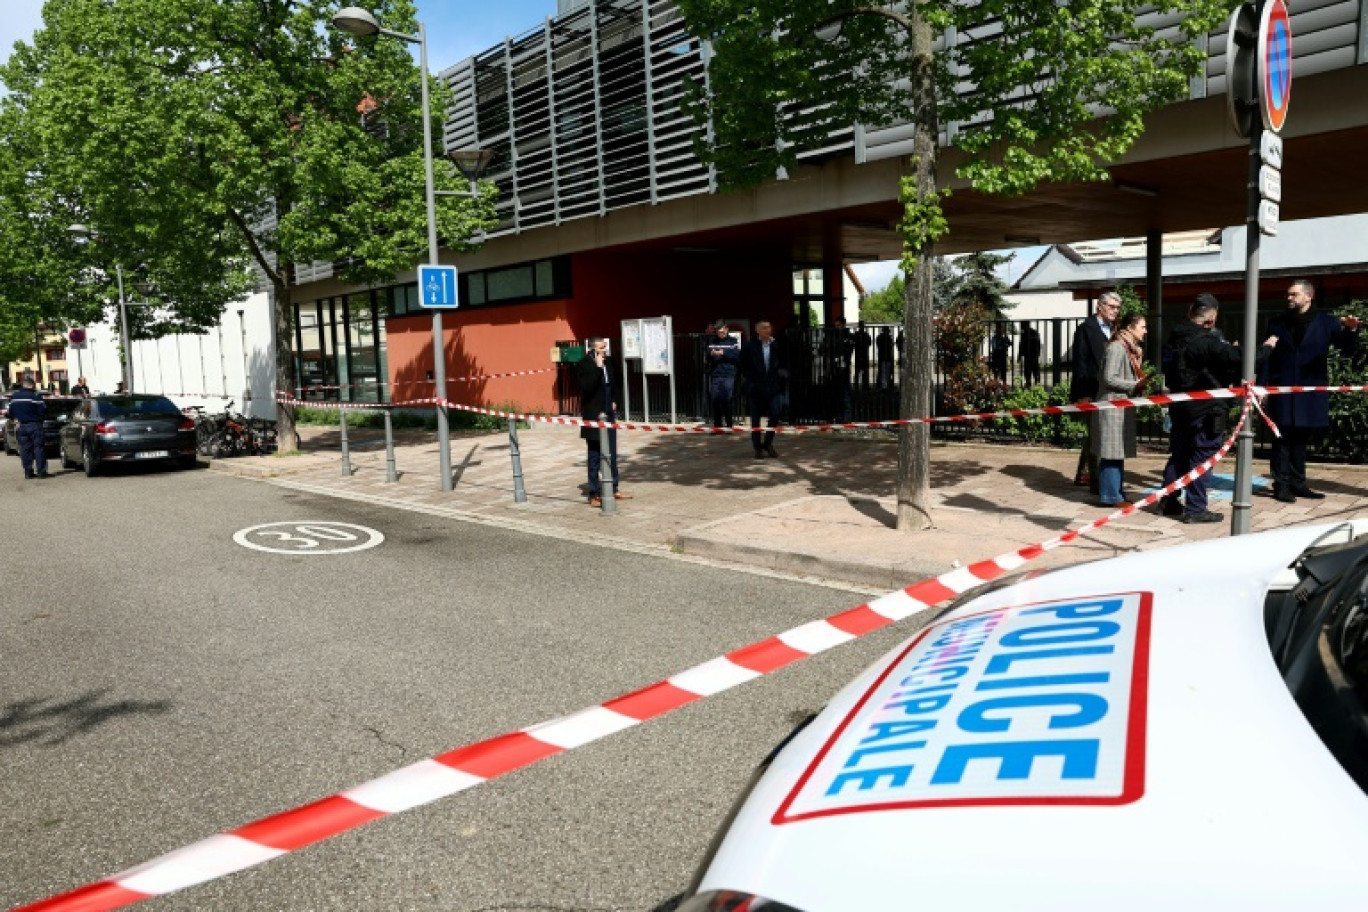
top-left (69, 223), bottom-right (134, 393)
top-left (332, 8), bottom-right (491, 493)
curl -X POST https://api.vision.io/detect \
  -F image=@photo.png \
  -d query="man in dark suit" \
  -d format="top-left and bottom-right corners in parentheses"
top-left (1069, 292), bottom-right (1120, 489)
top-left (741, 320), bottom-right (787, 458)
top-left (576, 337), bottom-right (632, 506)
top-left (1260, 280), bottom-right (1360, 502)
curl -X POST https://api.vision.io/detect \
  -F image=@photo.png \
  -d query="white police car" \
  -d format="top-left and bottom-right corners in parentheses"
top-left (680, 521), bottom-right (1368, 910)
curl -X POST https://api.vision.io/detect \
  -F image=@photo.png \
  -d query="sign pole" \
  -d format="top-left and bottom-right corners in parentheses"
top-left (1233, 116), bottom-right (1262, 536)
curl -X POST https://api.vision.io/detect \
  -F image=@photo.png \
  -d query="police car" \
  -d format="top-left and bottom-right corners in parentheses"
top-left (680, 521), bottom-right (1368, 911)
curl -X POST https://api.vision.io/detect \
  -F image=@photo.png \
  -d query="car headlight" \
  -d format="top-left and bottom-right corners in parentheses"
top-left (676, 890), bottom-right (806, 912)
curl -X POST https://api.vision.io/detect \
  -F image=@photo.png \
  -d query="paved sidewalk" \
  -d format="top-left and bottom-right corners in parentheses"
top-left (211, 421), bottom-right (1368, 590)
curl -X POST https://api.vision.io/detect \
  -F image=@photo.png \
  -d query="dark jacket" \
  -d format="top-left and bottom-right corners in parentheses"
top-left (1259, 310), bottom-right (1359, 428)
top-left (705, 334), bottom-right (741, 377)
top-left (741, 337), bottom-right (786, 398)
top-left (576, 355), bottom-right (615, 440)
top-left (1069, 317), bottom-right (1110, 402)
top-left (8, 388), bottom-right (46, 424)
top-left (1165, 320), bottom-right (1245, 425)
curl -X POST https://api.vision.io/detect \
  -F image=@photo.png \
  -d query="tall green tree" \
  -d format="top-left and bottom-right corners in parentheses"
top-left (676, 0), bottom-right (1230, 530)
top-left (860, 273), bottom-right (905, 324)
top-left (950, 251), bottom-right (1014, 320)
top-left (1, 0), bottom-right (496, 448)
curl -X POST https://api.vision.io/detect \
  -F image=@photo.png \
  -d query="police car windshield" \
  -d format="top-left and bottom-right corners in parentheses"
top-left (98, 396), bottom-right (181, 417)
top-left (1268, 533), bottom-right (1368, 795)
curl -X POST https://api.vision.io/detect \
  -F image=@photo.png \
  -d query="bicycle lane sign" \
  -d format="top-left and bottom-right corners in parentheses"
top-left (234, 521), bottom-right (385, 555)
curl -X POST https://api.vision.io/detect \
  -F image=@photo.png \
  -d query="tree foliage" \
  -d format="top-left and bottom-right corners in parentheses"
top-left (948, 251), bottom-right (1014, 319)
top-left (860, 273), bottom-right (906, 324)
top-left (0, 0), bottom-right (497, 443)
top-left (678, 0), bottom-right (1231, 240)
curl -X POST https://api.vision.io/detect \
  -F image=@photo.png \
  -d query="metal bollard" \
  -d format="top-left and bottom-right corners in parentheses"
top-left (339, 409), bottom-right (351, 477)
top-left (597, 413), bottom-right (617, 515)
top-left (384, 409), bottom-right (398, 484)
top-left (508, 417), bottom-right (527, 503)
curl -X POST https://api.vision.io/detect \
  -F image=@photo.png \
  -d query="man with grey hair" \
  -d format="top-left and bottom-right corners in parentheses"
top-left (1260, 279), bottom-right (1360, 502)
top-left (1069, 291), bottom-right (1120, 491)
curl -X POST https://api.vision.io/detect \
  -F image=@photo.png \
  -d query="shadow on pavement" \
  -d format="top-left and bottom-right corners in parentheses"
top-left (0, 689), bottom-right (171, 748)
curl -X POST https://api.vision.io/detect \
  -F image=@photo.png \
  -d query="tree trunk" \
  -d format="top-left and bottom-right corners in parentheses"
top-left (273, 269), bottom-right (298, 454)
top-left (896, 3), bottom-right (939, 533)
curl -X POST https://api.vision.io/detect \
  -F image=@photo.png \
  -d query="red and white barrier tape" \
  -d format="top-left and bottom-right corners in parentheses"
top-left (13, 398), bottom-right (1253, 912)
top-left (292, 368), bottom-right (556, 394)
top-left (266, 382), bottom-right (1365, 435)
top-left (425, 388), bottom-right (1242, 434)
top-left (272, 396), bottom-right (444, 411)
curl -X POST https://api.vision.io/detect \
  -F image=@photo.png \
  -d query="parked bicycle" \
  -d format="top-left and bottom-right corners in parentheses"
top-left (183, 401), bottom-right (278, 457)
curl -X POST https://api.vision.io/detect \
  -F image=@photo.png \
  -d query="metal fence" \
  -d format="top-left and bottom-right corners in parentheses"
top-left (553, 322), bottom-right (1366, 462)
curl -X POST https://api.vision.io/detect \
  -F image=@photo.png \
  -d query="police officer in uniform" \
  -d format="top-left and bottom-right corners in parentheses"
top-left (1159, 294), bottom-right (1275, 523)
top-left (10, 376), bottom-right (49, 479)
top-left (705, 319), bottom-right (741, 429)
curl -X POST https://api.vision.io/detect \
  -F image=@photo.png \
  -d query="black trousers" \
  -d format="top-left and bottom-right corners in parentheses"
top-left (748, 391), bottom-right (782, 451)
top-left (1271, 426), bottom-right (1318, 490)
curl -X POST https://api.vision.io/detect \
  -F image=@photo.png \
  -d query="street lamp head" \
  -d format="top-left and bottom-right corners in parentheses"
top-left (447, 148), bottom-right (495, 182)
top-left (332, 7), bottom-right (381, 37)
top-left (68, 223), bottom-right (97, 239)
top-left (813, 19), bottom-right (844, 42)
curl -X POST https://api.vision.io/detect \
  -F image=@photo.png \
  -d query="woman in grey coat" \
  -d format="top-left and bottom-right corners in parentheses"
top-left (1094, 313), bottom-right (1149, 505)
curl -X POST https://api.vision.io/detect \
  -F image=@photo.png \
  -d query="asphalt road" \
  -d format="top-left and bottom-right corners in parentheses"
top-left (1, 457), bottom-right (928, 911)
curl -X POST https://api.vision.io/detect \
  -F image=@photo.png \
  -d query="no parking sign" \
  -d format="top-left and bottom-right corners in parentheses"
top-left (1258, 0), bottom-right (1292, 133)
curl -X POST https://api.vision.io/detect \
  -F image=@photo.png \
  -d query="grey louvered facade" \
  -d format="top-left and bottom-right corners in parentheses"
top-left (441, 0), bottom-right (1368, 241)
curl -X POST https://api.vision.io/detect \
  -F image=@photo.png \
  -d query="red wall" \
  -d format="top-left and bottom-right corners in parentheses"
top-left (386, 299), bottom-right (573, 413)
top-left (385, 248), bottom-right (792, 413)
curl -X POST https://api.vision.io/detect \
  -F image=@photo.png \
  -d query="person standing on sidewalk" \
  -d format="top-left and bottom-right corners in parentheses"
top-left (576, 337), bottom-right (632, 507)
top-left (1070, 292), bottom-right (1120, 492)
top-left (741, 320), bottom-right (786, 458)
top-left (1159, 294), bottom-right (1274, 524)
top-left (705, 319), bottom-right (741, 429)
top-left (1260, 280), bottom-right (1361, 503)
top-left (70, 376), bottom-right (90, 397)
top-left (1094, 312), bottom-right (1148, 506)
top-left (10, 376), bottom-right (49, 479)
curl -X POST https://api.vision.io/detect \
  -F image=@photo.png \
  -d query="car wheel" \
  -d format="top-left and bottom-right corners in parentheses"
top-left (82, 442), bottom-right (99, 477)
top-left (59, 441), bottom-right (72, 469)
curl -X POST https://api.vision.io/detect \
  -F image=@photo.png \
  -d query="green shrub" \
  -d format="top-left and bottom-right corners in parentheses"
top-left (293, 405), bottom-right (434, 430)
top-left (1327, 298), bottom-right (1368, 460)
top-left (993, 384), bottom-right (1086, 446)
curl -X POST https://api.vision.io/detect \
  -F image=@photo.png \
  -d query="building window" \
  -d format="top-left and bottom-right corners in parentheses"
top-left (458, 256), bottom-right (570, 307)
top-left (293, 289), bottom-right (388, 403)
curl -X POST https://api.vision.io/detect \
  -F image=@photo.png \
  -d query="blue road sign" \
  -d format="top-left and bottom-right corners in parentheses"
top-left (418, 265), bottom-right (459, 308)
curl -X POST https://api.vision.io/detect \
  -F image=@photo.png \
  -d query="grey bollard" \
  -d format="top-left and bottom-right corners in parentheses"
top-left (384, 409), bottom-right (398, 483)
top-left (508, 417), bottom-right (527, 503)
top-left (597, 412), bottom-right (617, 515)
top-left (339, 408), bottom-right (352, 477)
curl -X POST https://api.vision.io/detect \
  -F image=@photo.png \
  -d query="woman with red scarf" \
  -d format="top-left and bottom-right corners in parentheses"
top-left (1094, 313), bottom-right (1149, 506)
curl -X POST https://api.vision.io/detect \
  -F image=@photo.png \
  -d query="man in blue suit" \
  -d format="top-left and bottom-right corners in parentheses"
top-left (741, 320), bottom-right (787, 458)
top-left (1261, 280), bottom-right (1360, 502)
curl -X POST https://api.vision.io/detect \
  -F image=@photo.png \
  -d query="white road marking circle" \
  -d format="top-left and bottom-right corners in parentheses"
top-left (234, 521), bottom-right (385, 555)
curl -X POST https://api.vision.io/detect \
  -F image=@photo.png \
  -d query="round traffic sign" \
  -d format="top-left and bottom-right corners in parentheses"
top-left (67, 327), bottom-right (86, 346)
top-left (1258, 0), bottom-right (1292, 133)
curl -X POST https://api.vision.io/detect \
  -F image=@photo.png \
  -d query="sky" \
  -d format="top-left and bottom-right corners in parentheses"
top-left (0, 1), bottom-right (560, 74)
top-left (0, 0), bottom-right (1038, 294)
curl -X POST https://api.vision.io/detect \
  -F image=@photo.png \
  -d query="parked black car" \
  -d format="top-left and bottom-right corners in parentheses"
top-left (58, 395), bottom-right (198, 476)
top-left (3, 396), bottom-right (81, 457)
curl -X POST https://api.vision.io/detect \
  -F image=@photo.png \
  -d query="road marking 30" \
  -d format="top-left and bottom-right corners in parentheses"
top-left (233, 522), bottom-right (384, 555)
